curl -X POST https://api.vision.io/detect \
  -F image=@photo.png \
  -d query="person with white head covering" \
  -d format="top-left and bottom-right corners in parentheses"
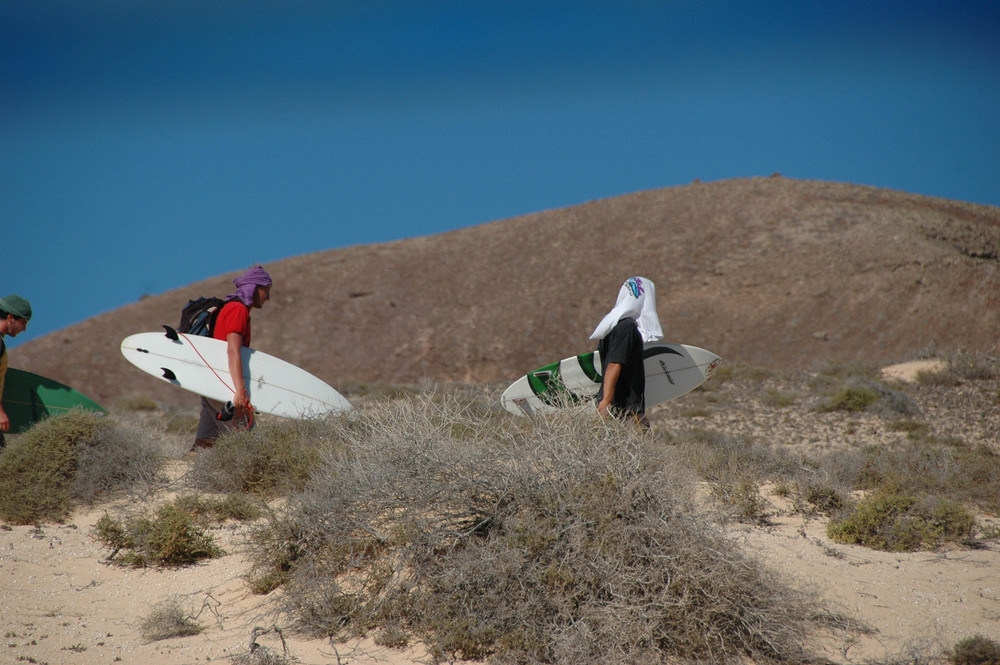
top-left (589, 277), bottom-right (662, 426)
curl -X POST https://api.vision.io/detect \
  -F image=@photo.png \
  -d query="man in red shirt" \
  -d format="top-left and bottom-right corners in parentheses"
top-left (191, 266), bottom-right (272, 452)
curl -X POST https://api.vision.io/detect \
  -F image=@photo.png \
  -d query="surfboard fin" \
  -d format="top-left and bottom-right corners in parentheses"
top-left (163, 325), bottom-right (179, 341)
top-left (161, 367), bottom-right (178, 381)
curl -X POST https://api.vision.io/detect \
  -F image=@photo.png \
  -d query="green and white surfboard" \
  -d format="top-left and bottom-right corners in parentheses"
top-left (500, 343), bottom-right (722, 416)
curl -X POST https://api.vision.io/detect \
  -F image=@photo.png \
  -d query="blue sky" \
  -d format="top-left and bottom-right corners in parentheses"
top-left (3, 1), bottom-right (998, 345)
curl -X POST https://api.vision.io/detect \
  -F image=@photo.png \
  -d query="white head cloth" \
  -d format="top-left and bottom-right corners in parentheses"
top-left (589, 276), bottom-right (663, 343)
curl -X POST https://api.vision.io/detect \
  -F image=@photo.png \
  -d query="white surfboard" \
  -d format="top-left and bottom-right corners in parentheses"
top-left (120, 328), bottom-right (353, 419)
top-left (501, 343), bottom-right (722, 416)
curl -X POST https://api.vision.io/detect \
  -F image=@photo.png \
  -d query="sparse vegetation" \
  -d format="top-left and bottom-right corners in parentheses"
top-left (761, 387), bottom-right (798, 407)
top-left (673, 430), bottom-right (800, 525)
top-left (809, 360), bottom-right (881, 390)
top-left (170, 492), bottom-right (264, 523)
top-left (887, 419), bottom-right (929, 435)
top-left (916, 367), bottom-right (963, 387)
top-left (823, 440), bottom-right (1000, 517)
top-left (338, 380), bottom-right (423, 401)
top-left (821, 385), bottom-right (879, 412)
top-left (679, 405), bottom-right (714, 418)
top-left (661, 357), bottom-right (1000, 547)
top-left (949, 352), bottom-right (997, 382)
top-left (162, 410), bottom-right (200, 435)
top-left (115, 395), bottom-right (160, 412)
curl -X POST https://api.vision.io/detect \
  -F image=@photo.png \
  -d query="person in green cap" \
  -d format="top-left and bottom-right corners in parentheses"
top-left (0, 294), bottom-right (32, 446)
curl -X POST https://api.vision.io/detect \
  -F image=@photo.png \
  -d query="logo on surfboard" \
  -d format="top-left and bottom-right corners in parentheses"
top-left (657, 360), bottom-right (676, 385)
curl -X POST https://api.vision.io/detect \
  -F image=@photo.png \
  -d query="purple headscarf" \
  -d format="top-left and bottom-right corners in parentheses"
top-left (227, 266), bottom-right (272, 306)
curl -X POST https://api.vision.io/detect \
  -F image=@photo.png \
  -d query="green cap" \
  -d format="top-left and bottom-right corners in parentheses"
top-left (0, 294), bottom-right (32, 320)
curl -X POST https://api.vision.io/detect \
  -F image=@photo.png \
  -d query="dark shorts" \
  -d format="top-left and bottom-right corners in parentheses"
top-left (196, 396), bottom-right (253, 441)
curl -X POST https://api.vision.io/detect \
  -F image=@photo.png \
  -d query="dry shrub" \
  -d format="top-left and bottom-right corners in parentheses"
top-left (114, 395), bottom-right (159, 412)
top-left (93, 498), bottom-right (225, 567)
top-left (677, 422), bottom-right (999, 537)
top-left (229, 626), bottom-right (296, 665)
top-left (248, 389), bottom-right (830, 664)
top-left (915, 367), bottom-right (963, 387)
top-left (73, 417), bottom-right (167, 503)
top-left (140, 596), bottom-right (202, 641)
top-left (0, 411), bottom-right (166, 525)
top-left (808, 360), bottom-right (880, 392)
top-left (948, 352), bottom-right (997, 382)
top-left (186, 416), bottom-right (343, 497)
top-left (821, 440), bottom-right (1000, 517)
top-left (673, 429), bottom-right (808, 525)
top-left (761, 388), bottom-right (797, 408)
top-left (950, 634), bottom-right (1000, 665)
top-left (827, 488), bottom-right (977, 551)
top-left (817, 376), bottom-right (918, 417)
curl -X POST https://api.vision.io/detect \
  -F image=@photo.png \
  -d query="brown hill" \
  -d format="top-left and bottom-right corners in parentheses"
top-left (14, 177), bottom-right (1000, 408)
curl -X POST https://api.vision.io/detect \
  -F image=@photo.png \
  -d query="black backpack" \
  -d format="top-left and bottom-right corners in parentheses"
top-left (177, 296), bottom-right (226, 337)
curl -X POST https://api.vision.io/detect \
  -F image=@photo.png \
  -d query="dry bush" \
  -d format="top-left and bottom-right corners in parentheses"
top-left (228, 625), bottom-right (296, 665)
top-left (161, 409), bottom-right (200, 436)
top-left (915, 368), bottom-right (964, 387)
top-left (140, 596), bottom-right (202, 641)
top-left (93, 498), bottom-right (225, 567)
top-left (673, 419), bottom-right (998, 543)
top-left (672, 429), bottom-right (810, 524)
top-left (820, 440), bottom-right (1000, 517)
top-left (948, 352), bottom-right (998, 382)
top-left (0, 411), bottom-right (166, 525)
top-left (248, 389), bottom-right (832, 664)
top-left (186, 416), bottom-right (346, 497)
top-left (760, 388), bottom-right (798, 408)
top-left (817, 376), bottom-right (918, 418)
top-left (73, 417), bottom-right (167, 504)
top-left (170, 493), bottom-right (263, 523)
top-left (828, 489), bottom-right (977, 551)
top-left (114, 395), bottom-right (159, 412)
top-left (338, 380), bottom-right (423, 401)
top-left (949, 634), bottom-right (1000, 665)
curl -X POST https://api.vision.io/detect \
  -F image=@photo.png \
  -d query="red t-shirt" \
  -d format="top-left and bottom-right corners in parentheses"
top-left (213, 301), bottom-right (251, 347)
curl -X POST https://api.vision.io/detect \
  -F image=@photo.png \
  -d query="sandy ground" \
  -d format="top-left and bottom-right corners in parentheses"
top-left (732, 496), bottom-right (1000, 663)
top-left (2, 360), bottom-right (999, 665)
top-left (3, 489), bottom-right (998, 665)
top-left (0, 502), bottom-right (427, 665)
